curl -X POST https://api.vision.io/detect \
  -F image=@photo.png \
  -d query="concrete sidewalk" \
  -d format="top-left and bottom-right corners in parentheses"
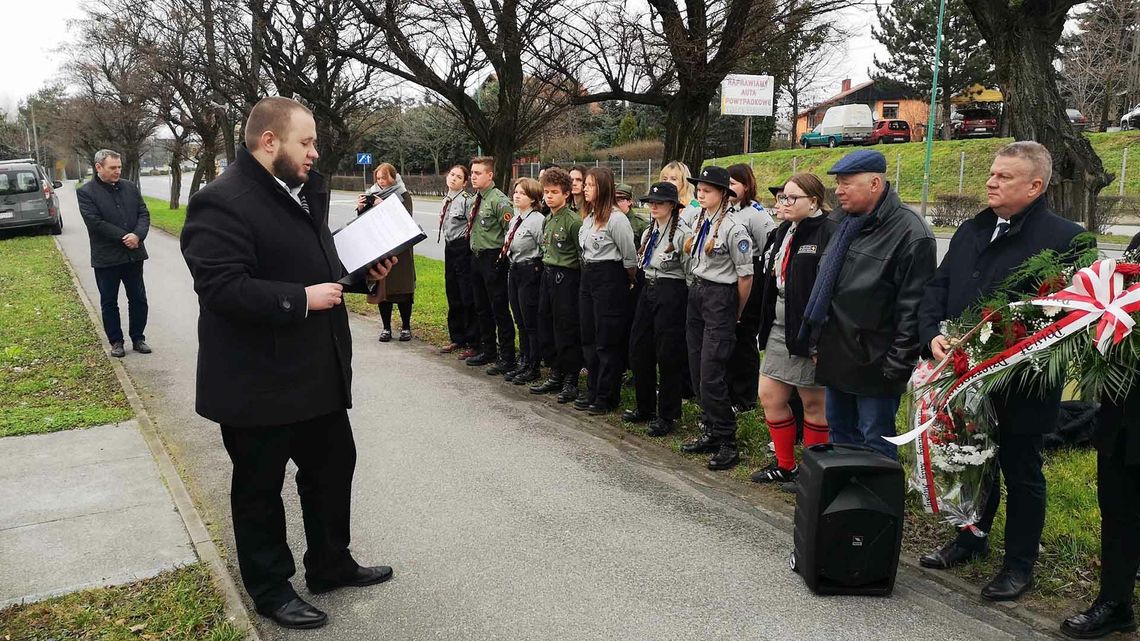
top-left (0, 421), bottom-right (196, 607)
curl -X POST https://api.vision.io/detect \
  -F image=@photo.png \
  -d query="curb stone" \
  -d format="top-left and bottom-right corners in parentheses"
top-left (54, 236), bottom-right (262, 641)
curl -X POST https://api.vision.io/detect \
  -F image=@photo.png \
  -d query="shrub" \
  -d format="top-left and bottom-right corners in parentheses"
top-left (931, 193), bottom-right (983, 227)
top-left (1094, 195), bottom-right (1140, 236)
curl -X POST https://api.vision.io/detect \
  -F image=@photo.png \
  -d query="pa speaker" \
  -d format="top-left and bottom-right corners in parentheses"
top-left (790, 443), bottom-right (904, 596)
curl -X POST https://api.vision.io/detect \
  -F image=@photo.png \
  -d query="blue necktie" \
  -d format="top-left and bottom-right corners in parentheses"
top-left (642, 228), bottom-right (660, 268)
top-left (692, 218), bottom-right (711, 256)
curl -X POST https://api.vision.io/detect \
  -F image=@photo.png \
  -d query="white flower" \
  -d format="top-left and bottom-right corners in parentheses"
top-left (978, 323), bottom-right (993, 344)
top-left (1041, 304), bottom-right (1063, 318)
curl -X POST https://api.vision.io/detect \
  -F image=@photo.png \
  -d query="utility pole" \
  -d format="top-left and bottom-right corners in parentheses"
top-left (30, 103), bottom-right (41, 166)
top-left (920, 0), bottom-right (948, 217)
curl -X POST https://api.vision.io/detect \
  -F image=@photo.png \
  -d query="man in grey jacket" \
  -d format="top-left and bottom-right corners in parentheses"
top-left (76, 149), bottom-right (152, 357)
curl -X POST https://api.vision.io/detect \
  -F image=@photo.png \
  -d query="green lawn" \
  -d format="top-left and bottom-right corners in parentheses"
top-left (0, 563), bottom-right (244, 641)
top-left (0, 236), bottom-right (132, 437)
top-left (711, 131), bottom-right (1140, 203)
top-left (142, 185), bottom-right (1114, 606)
top-left (145, 196), bottom-right (187, 236)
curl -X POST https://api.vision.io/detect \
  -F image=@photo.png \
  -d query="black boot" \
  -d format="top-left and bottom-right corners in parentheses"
top-left (486, 357), bottom-right (517, 376)
top-left (503, 359), bottom-right (529, 382)
top-left (646, 418), bottom-right (677, 437)
top-left (681, 431), bottom-right (718, 454)
top-left (707, 441), bottom-right (740, 470)
top-left (1061, 600), bottom-right (1136, 639)
top-left (621, 409), bottom-right (653, 423)
top-left (556, 377), bottom-right (579, 404)
top-left (530, 370), bottom-right (564, 394)
top-left (512, 363), bottom-right (541, 385)
top-left (466, 352), bottom-right (495, 367)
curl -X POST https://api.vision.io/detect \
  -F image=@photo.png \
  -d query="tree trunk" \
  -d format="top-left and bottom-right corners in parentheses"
top-left (662, 90), bottom-right (712, 172)
top-left (190, 160), bottom-right (206, 197)
top-left (488, 132), bottom-right (517, 192)
top-left (791, 91), bottom-right (800, 143)
top-left (168, 139), bottom-right (183, 209)
top-left (967, 1), bottom-right (1112, 228)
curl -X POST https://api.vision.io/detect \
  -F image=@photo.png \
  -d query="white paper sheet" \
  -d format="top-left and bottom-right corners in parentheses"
top-left (333, 194), bottom-right (426, 274)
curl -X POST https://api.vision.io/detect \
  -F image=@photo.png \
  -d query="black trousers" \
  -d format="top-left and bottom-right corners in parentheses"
top-left (537, 265), bottom-right (582, 376)
top-left (220, 410), bottom-right (358, 612)
top-left (727, 257), bottom-right (763, 407)
top-left (956, 432), bottom-right (1045, 573)
top-left (619, 271), bottom-right (645, 373)
top-left (94, 261), bottom-right (148, 344)
top-left (509, 260), bottom-right (542, 363)
top-left (580, 261), bottom-right (630, 407)
top-left (1097, 432), bottom-right (1140, 602)
top-left (629, 278), bottom-right (687, 421)
top-left (471, 249), bottom-right (515, 359)
top-left (686, 280), bottom-right (739, 440)
top-left (444, 239), bottom-right (478, 346)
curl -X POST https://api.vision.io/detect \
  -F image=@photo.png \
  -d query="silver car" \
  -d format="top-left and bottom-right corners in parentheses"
top-left (0, 159), bottom-right (63, 234)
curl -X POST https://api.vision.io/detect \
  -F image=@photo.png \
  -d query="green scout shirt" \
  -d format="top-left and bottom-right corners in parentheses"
top-left (470, 186), bottom-right (513, 251)
top-left (628, 211), bottom-right (650, 244)
top-left (541, 205), bottom-right (583, 269)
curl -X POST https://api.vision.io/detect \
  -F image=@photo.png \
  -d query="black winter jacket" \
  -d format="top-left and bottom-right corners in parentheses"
top-left (76, 177), bottom-right (150, 268)
top-left (181, 146), bottom-right (365, 427)
top-left (757, 213), bottom-right (837, 357)
top-left (812, 186), bottom-right (938, 397)
top-left (917, 196), bottom-right (1088, 436)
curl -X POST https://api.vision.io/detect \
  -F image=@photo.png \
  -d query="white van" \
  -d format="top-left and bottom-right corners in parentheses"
top-left (818, 104), bottom-right (874, 145)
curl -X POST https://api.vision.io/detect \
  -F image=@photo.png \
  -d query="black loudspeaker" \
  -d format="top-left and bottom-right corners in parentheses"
top-left (790, 443), bottom-right (905, 596)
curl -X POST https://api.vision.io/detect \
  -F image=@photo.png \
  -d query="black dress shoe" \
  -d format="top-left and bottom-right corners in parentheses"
top-left (573, 396), bottom-right (594, 411)
top-left (486, 359), bottom-right (516, 376)
top-left (708, 442), bottom-right (740, 470)
top-left (132, 340), bottom-right (152, 354)
top-left (681, 432), bottom-right (718, 454)
top-left (556, 382), bottom-right (579, 404)
top-left (110, 342), bottom-right (125, 358)
top-left (587, 403), bottom-right (613, 416)
top-left (1062, 600), bottom-right (1136, 639)
top-left (531, 374), bottom-right (564, 394)
top-left (621, 409), bottom-right (653, 423)
top-left (512, 366), bottom-right (541, 384)
top-left (466, 352), bottom-right (495, 366)
top-left (981, 566), bottom-right (1033, 601)
top-left (258, 597), bottom-right (328, 630)
top-left (503, 361), bottom-right (528, 382)
top-left (646, 418), bottom-right (677, 437)
top-left (308, 565), bottom-right (394, 594)
top-left (919, 539), bottom-right (988, 569)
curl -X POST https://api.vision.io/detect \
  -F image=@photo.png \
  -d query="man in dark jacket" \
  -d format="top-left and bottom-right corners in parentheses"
top-left (76, 150), bottom-right (151, 358)
top-left (803, 149), bottom-right (937, 460)
top-left (917, 141), bottom-right (1089, 602)
top-left (181, 97), bottom-right (394, 630)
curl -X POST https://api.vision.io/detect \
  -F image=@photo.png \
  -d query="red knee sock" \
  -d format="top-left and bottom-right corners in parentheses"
top-left (803, 419), bottom-right (829, 447)
top-left (768, 416), bottom-right (797, 470)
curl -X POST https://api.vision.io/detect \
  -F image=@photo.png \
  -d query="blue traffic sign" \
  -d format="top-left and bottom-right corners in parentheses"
top-left (356, 152), bottom-right (373, 165)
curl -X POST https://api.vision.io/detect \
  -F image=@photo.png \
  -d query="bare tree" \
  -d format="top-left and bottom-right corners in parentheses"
top-left (404, 103), bottom-right (466, 175)
top-left (963, 0), bottom-right (1112, 229)
top-left (1059, 0), bottom-right (1140, 131)
top-left (783, 21), bottom-right (846, 142)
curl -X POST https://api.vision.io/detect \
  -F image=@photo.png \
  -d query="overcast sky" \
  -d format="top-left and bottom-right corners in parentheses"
top-left (0, 2), bottom-right (885, 119)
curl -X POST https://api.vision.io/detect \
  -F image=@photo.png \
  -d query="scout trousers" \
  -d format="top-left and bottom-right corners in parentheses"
top-left (727, 256), bottom-right (764, 408)
top-left (537, 265), bottom-right (582, 377)
top-left (687, 279), bottom-right (739, 440)
top-left (509, 259), bottom-right (542, 364)
top-left (629, 277), bottom-right (687, 421)
top-left (444, 238), bottom-right (478, 347)
top-left (580, 261), bottom-right (630, 408)
top-left (471, 249), bottom-right (515, 360)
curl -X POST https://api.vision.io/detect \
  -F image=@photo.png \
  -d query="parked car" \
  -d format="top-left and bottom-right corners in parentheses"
top-left (0, 159), bottom-right (63, 235)
top-left (951, 108), bottom-right (999, 139)
top-left (1066, 108), bottom-right (1090, 130)
top-left (1122, 104), bottom-right (1140, 130)
top-left (801, 104), bottom-right (875, 148)
top-left (869, 119), bottom-right (911, 144)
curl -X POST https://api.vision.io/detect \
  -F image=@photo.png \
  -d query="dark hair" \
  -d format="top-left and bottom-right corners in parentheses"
top-left (244, 96), bottom-right (313, 150)
top-left (448, 164), bottom-right (470, 181)
top-left (727, 163), bottom-right (758, 206)
top-left (584, 167), bottom-right (616, 224)
top-left (569, 164), bottom-right (588, 209)
top-left (783, 172), bottom-right (832, 213)
top-left (470, 156), bottom-right (495, 174)
top-left (512, 177), bottom-right (543, 208)
top-left (540, 167), bottom-right (572, 195)
top-left (541, 162), bottom-right (561, 171)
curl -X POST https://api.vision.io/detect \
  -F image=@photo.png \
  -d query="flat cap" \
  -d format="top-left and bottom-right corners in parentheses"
top-left (827, 149), bottom-right (887, 175)
top-left (615, 183), bottom-right (635, 198)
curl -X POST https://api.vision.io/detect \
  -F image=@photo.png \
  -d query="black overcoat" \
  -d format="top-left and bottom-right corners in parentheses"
top-left (917, 196), bottom-right (1088, 435)
top-left (181, 146), bottom-right (360, 427)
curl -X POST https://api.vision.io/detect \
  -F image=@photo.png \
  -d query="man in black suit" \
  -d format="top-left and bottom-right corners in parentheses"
top-left (181, 97), bottom-right (394, 630)
top-left (76, 149), bottom-right (152, 358)
top-left (916, 141), bottom-right (1090, 602)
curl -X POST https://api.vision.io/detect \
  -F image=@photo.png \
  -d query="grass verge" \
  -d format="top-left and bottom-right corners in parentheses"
top-left (0, 563), bottom-right (244, 641)
top-left (0, 235), bottom-right (131, 437)
top-left (144, 196), bottom-right (187, 236)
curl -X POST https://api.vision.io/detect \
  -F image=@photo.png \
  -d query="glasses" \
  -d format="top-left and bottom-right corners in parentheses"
top-left (776, 194), bottom-right (804, 206)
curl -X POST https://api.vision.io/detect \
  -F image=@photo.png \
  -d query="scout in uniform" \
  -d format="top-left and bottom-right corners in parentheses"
top-left (726, 163), bottom-right (776, 413)
top-left (529, 167), bottom-right (585, 403)
top-left (501, 177), bottom-right (546, 385)
top-left (466, 157), bottom-right (516, 374)
top-left (680, 166), bottom-right (755, 471)
top-left (616, 181), bottom-right (649, 384)
top-left (624, 182), bottom-right (691, 436)
top-left (575, 168), bottom-right (638, 415)
top-left (437, 164), bottom-right (478, 356)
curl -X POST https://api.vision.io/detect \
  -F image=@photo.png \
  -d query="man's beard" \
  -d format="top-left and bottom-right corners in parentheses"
top-left (272, 154), bottom-right (308, 188)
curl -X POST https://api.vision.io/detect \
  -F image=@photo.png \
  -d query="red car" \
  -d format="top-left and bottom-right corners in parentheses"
top-left (869, 119), bottom-right (911, 144)
top-left (952, 108), bottom-right (999, 139)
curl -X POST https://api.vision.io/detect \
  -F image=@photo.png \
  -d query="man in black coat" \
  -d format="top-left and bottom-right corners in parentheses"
top-left (917, 141), bottom-right (1090, 602)
top-left (181, 97), bottom-right (394, 630)
top-left (76, 149), bottom-right (152, 358)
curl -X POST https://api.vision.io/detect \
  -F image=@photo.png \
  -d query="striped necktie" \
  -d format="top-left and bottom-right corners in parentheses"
top-left (298, 193), bottom-right (310, 216)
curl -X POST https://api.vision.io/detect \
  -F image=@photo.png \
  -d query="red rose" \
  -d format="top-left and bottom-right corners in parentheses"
top-left (965, 421), bottom-right (977, 433)
top-left (1004, 319), bottom-right (1029, 346)
top-left (951, 349), bottom-right (970, 377)
top-left (1037, 275), bottom-right (1067, 296)
top-left (982, 307), bottom-right (1002, 323)
top-left (1115, 263), bottom-right (1140, 276)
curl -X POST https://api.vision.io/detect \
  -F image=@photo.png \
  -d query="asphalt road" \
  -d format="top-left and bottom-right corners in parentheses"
top-left (48, 182), bottom-right (1064, 639)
